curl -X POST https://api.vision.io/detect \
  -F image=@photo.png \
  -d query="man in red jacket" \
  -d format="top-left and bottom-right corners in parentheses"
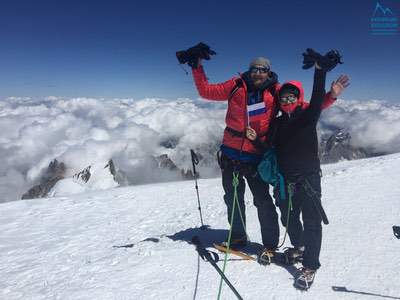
top-left (192, 57), bottom-right (337, 250)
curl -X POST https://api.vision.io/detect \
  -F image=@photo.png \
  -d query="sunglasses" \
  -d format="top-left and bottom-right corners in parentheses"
top-left (280, 95), bottom-right (298, 104)
top-left (249, 66), bottom-right (270, 74)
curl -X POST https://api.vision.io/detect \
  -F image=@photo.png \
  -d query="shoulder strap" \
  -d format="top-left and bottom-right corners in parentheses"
top-left (269, 83), bottom-right (280, 119)
top-left (228, 78), bottom-right (243, 101)
top-left (268, 84), bottom-right (277, 98)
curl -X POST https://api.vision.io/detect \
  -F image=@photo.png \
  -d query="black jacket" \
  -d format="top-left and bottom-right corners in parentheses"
top-left (266, 69), bottom-right (327, 180)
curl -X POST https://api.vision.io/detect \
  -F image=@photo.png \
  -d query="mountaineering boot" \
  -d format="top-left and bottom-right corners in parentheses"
top-left (258, 248), bottom-right (276, 265)
top-left (294, 267), bottom-right (316, 290)
top-left (283, 246), bottom-right (304, 264)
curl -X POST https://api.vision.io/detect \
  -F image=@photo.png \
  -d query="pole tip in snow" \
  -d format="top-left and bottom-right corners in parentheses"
top-left (393, 226), bottom-right (400, 239)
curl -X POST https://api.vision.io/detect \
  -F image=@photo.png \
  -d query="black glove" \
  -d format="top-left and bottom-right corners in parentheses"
top-left (302, 48), bottom-right (343, 72)
top-left (176, 42), bottom-right (216, 69)
top-left (302, 48), bottom-right (321, 70)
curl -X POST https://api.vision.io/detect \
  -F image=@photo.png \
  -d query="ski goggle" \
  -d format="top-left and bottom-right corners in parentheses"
top-left (280, 95), bottom-right (298, 104)
top-left (249, 66), bottom-right (269, 74)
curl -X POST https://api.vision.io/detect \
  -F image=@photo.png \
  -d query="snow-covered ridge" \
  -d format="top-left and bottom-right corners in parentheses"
top-left (1, 153), bottom-right (400, 299)
top-left (1, 96), bottom-right (399, 202)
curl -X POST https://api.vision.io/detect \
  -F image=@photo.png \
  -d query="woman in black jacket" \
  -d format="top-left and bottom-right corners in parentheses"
top-left (247, 49), bottom-right (350, 290)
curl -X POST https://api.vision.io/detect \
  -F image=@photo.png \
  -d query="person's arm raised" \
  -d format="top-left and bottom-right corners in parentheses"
top-left (301, 49), bottom-right (344, 124)
top-left (308, 64), bottom-right (327, 113)
top-left (192, 59), bottom-right (237, 101)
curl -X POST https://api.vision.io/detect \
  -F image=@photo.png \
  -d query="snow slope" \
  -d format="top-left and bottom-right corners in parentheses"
top-left (1, 154), bottom-right (400, 300)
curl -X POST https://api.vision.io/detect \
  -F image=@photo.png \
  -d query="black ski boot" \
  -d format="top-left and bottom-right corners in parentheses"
top-left (294, 267), bottom-right (316, 290)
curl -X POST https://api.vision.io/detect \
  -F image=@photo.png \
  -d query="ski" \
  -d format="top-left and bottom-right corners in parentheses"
top-left (213, 243), bottom-right (301, 265)
top-left (213, 243), bottom-right (257, 261)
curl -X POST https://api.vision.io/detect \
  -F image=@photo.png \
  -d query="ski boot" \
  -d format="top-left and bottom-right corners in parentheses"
top-left (294, 267), bottom-right (316, 290)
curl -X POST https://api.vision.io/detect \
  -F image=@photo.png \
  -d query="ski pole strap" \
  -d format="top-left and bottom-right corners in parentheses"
top-left (190, 149), bottom-right (199, 174)
top-left (191, 149), bottom-right (199, 164)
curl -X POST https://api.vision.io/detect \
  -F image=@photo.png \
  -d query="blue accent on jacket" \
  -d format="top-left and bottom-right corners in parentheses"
top-left (220, 144), bottom-right (262, 163)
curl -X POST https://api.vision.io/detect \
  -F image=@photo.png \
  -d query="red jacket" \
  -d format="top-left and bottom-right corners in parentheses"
top-left (192, 66), bottom-right (336, 154)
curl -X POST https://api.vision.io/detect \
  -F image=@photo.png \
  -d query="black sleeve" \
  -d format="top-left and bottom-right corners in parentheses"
top-left (294, 68), bottom-right (327, 127)
top-left (308, 68), bottom-right (327, 113)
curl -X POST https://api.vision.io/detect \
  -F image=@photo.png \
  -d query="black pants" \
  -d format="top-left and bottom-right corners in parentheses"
top-left (278, 172), bottom-right (323, 270)
top-left (221, 154), bottom-right (279, 249)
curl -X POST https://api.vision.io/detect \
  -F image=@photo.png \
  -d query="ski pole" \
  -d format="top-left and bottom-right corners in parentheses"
top-left (192, 236), bottom-right (243, 300)
top-left (190, 149), bottom-right (206, 229)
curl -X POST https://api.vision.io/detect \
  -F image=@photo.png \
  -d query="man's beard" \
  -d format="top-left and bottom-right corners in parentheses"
top-left (252, 78), bottom-right (266, 88)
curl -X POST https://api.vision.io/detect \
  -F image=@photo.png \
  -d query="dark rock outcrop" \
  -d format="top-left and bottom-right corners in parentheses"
top-left (22, 159), bottom-right (66, 199)
top-left (155, 154), bottom-right (178, 171)
top-left (73, 166), bottom-right (91, 184)
top-left (319, 129), bottom-right (369, 164)
top-left (106, 159), bottom-right (129, 186)
top-left (72, 159), bottom-right (129, 186)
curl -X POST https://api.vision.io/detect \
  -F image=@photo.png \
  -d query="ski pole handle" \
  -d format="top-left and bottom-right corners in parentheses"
top-left (190, 149), bottom-right (199, 176)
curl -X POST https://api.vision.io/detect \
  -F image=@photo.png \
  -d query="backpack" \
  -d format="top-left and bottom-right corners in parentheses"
top-left (257, 148), bottom-right (286, 200)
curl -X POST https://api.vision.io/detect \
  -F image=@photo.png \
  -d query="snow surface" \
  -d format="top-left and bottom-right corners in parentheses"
top-left (1, 153), bottom-right (400, 300)
top-left (48, 162), bottom-right (119, 198)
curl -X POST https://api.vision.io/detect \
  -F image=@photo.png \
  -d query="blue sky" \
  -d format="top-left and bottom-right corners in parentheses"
top-left (0, 0), bottom-right (399, 102)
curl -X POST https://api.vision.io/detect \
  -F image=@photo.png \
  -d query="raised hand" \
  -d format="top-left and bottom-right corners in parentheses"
top-left (330, 75), bottom-right (350, 98)
top-left (302, 48), bottom-right (323, 70)
top-left (302, 48), bottom-right (343, 72)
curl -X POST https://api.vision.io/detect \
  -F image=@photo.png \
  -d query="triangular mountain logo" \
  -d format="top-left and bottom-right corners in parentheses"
top-left (373, 2), bottom-right (395, 16)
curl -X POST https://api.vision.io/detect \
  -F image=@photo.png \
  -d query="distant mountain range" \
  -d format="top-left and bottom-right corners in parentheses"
top-left (22, 129), bottom-right (386, 200)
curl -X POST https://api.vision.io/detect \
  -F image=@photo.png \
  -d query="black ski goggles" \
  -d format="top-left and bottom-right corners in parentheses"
top-left (280, 95), bottom-right (298, 104)
top-left (249, 66), bottom-right (270, 74)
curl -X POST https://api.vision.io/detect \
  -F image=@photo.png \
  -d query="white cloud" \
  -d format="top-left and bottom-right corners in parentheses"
top-left (0, 97), bottom-right (225, 202)
top-left (320, 99), bottom-right (400, 153)
top-left (0, 96), bottom-right (398, 202)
